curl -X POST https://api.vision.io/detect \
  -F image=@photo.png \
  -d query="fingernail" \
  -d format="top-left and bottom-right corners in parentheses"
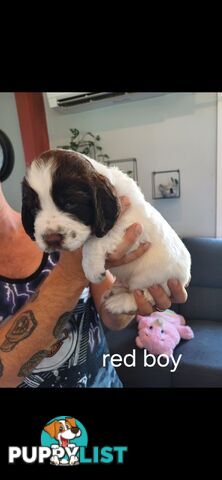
top-left (135, 224), bottom-right (142, 235)
top-left (142, 242), bottom-right (150, 250)
top-left (135, 289), bottom-right (143, 296)
top-left (170, 279), bottom-right (179, 286)
top-left (121, 196), bottom-right (130, 207)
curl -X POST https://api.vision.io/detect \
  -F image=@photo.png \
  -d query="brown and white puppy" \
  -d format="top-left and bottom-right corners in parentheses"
top-left (22, 149), bottom-right (191, 317)
top-left (44, 417), bottom-right (81, 465)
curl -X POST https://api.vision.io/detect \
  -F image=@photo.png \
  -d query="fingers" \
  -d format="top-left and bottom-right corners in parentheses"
top-left (105, 223), bottom-right (145, 266)
top-left (148, 285), bottom-right (172, 311)
top-left (119, 196), bottom-right (131, 216)
top-left (118, 223), bottom-right (144, 256)
top-left (118, 242), bottom-right (150, 265)
top-left (134, 290), bottom-right (154, 316)
top-left (106, 198), bottom-right (150, 268)
top-left (134, 284), bottom-right (172, 316)
top-left (167, 279), bottom-right (188, 303)
top-left (134, 280), bottom-right (188, 317)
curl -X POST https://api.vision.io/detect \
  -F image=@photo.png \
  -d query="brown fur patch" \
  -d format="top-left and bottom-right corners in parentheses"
top-left (38, 149), bottom-right (121, 237)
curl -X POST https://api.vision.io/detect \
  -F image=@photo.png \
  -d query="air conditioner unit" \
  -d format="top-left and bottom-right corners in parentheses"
top-left (46, 92), bottom-right (168, 114)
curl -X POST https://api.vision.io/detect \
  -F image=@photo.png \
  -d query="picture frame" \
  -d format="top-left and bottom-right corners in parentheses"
top-left (152, 170), bottom-right (180, 199)
top-left (103, 158), bottom-right (138, 182)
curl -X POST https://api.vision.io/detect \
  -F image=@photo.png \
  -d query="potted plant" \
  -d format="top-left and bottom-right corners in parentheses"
top-left (58, 128), bottom-right (110, 162)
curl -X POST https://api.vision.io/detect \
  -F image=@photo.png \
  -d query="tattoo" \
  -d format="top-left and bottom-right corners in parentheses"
top-left (53, 312), bottom-right (71, 339)
top-left (29, 290), bottom-right (40, 303)
top-left (0, 358), bottom-right (3, 377)
top-left (18, 350), bottom-right (48, 377)
top-left (0, 310), bottom-right (37, 352)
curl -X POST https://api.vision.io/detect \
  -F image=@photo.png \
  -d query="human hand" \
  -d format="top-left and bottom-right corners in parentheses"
top-left (105, 196), bottom-right (150, 268)
top-left (134, 280), bottom-right (188, 316)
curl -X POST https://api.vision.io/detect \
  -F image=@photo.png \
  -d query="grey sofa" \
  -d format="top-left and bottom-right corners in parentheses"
top-left (105, 237), bottom-right (222, 387)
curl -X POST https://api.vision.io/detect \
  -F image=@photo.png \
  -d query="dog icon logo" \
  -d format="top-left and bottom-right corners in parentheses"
top-left (41, 416), bottom-right (88, 465)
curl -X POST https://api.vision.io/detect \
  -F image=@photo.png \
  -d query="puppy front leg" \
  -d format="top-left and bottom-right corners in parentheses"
top-left (50, 455), bottom-right (59, 465)
top-left (104, 291), bottom-right (138, 315)
top-left (70, 455), bottom-right (79, 465)
top-left (82, 238), bottom-right (107, 283)
top-left (69, 445), bottom-right (79, 465)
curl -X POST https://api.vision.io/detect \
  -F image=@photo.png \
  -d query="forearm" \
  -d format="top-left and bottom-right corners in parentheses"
top-left (0, 252), bottom-right (88, 387)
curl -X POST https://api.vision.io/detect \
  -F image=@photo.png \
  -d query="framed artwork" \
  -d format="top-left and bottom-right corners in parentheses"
top-left (152, 170), bottom-right (180, 199)
top-left (103, 158), bottom-right (138, 182)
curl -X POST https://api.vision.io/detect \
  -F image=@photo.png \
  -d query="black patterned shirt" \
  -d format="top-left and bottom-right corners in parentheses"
top-left (0, 253), bottom-right (122, 388)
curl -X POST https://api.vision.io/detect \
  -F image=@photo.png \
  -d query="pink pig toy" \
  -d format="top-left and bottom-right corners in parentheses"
top-left (136, 310), bottom-right (194, 356)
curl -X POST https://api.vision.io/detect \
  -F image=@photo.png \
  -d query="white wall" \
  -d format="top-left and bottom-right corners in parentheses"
top-left (0, 92), bottom-right (25, 211)
top-left (44, 92), bottom-right (217, 237)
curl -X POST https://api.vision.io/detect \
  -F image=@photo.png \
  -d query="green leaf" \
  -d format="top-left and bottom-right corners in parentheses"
top-left (70, 128), bottom-right (79, 138)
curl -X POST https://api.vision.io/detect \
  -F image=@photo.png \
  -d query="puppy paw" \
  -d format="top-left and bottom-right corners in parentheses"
top-left (70, 456), bottom-right (79, 465)
top-left (104, 293), bottom-right (137, 315)
top-left (84, 267), bottom-right (106, 284)
top-left (50, 457), bottom-right (60, 465)
top-left (101, 288), bottom-right (114, 302)
top-left (92, 271), bottom-right (106, 283)
top-left (101, 285), bottom-right (127, 303)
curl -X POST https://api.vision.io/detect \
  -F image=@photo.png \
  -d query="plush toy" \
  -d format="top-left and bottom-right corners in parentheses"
top-left (136, 310), bottom-right (194, 356)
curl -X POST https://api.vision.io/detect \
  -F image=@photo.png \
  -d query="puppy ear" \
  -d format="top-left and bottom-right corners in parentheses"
top-left (44, 421), bottom-right (56, 438)
top-left (92, 173), bottom-right (120, 237)
top-left (65, 417), bottom-right (77, 428)
top-left (66, 417), bottom-right (80, 434)
top-left (21, 178), bottom-right (37, 241)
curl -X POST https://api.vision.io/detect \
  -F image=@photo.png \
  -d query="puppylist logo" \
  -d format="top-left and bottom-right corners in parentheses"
top-left (8, 416), bottom-right (128, 465)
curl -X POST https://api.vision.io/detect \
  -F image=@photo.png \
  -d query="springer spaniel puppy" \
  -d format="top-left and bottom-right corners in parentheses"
top-left (21, 149), bottom-right (191, 316)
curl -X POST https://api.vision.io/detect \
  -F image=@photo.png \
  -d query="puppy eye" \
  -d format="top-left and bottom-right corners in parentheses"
top-left (64, 202), bottom-right (77, 211)
top-left (161, 329), bottom-right (164, 334)
top-left (149, 326), bottom-right (153, 330)
top-left (66, 424), bottom-right (71, 429)
top-left (59, 426), bottom-right (63, 432)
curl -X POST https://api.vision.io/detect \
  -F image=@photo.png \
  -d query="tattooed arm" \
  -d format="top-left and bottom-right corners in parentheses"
top-left (0, 249), bottom-right (88, 387)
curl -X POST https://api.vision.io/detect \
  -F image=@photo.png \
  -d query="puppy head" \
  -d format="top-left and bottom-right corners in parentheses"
top-left (44, 417), bottom-right (81, 447)
top-left (21, 149), bottom-right (120, 252)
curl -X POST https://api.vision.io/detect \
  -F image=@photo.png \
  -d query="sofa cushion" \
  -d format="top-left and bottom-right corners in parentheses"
top-left (106, 319), bottom-right (222, 388)
top-left (179, 238), bottom-right (222, 322)
top-left (178, 286), bottom-right (222, 322)
top-left (172, 319), bottom-right (222, 387)
top-left (182, 238), bottom-right (222, 288)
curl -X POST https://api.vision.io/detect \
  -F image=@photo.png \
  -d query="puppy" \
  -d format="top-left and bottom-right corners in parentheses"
top-left (22, 149), bottom-right (191, 321)
top-left (44, 417), bottom-right (81, 465)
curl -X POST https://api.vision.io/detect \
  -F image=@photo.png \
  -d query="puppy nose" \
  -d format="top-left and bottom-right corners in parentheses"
top-left (42, 232), bottom-right (64, 247)
top-left (71, 427), bottom-right (80, 434)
